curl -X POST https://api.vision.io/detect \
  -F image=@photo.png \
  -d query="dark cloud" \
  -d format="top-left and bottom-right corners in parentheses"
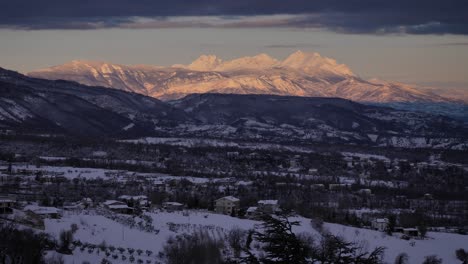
top-left (0, 0), bottom-right (467, 34)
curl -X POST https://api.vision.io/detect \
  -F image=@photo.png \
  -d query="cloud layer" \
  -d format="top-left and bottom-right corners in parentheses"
top-left (1, 0), bottom-right (467, 34)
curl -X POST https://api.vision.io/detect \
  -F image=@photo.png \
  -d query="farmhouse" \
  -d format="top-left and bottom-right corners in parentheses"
top-left (24, 205), bottom-right (61, 219)
top-left (403, 228), bottom-right (419, 237)
top-left (118, 195), bottom-right (151, 209)
top-left (215, 196), bottom-right (240, 216)
top-left (371, 218), bottom-right (389, 232)
top-left (103, 200), bottom-right (133, 214)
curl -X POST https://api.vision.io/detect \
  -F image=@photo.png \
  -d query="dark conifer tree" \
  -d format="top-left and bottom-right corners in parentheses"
top-left (253, 214), bottom-right (309, 264)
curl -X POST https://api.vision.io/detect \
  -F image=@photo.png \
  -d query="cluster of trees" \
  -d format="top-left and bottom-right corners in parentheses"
top-left (0, 222), bottom-right (54, 263)
top-left (0, 222), bottom-right (79, 264)
top-left (162, 230), bottom-right (225, 264)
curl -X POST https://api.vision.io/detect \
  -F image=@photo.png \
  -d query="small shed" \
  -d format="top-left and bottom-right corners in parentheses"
top-left (403, 228), bottom-right (419, 237)
top-left (162, 202), bottom-right (184, 211)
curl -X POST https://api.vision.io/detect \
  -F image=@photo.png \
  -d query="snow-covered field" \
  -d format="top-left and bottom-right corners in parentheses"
top-left (8, 164), bottom-right (230, 184)
top-left (325, 223), bottom-right (468, 264)
top-left (43, 210), bottom-right (468, 264)
top-left (45, 210), bottom-right (259, 263)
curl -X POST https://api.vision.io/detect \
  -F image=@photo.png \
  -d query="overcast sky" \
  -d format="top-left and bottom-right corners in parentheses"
top-left (1, 0), bottom-right (467, 88)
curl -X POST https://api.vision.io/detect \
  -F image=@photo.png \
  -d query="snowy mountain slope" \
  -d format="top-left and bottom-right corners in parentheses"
top-left (419, 86), bottom-right (468, 104)
top-left (0, 67), bottom-right (190, 136)
top-left (168, 94), bottom-right (468, 148)
top-left (28, 51), bottom-right (452, 103)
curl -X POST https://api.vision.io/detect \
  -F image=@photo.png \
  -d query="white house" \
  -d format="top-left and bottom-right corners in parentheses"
top-left (215, 196), bottom-right (240, 215)
top-left (245, 206), bottom-right (258, 219)
top-left (257, 200), bottom-right (279, 214)
top-left (371, 218), bottom-right (389, 231)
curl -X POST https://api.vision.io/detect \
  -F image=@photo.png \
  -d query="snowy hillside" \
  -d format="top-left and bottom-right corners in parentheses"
top-left (0, 67), bottom-right (190, 136)
top-left (40, 209), bottom-right (468, 264)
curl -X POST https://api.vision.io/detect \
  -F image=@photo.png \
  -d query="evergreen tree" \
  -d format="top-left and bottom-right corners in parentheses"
top-left (254, 214), bottom-right (309, 264)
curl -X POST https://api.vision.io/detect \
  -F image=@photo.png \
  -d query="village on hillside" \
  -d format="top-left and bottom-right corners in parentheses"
top-left (1, 138), bottom-right (467, 263)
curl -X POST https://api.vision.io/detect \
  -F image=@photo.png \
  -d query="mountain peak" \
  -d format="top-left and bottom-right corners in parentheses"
top-left (218, 53), bottom-right (278, 71)
top-left (252, 53), bottom-right (275, 60)
top-left (178, 53), bottom-right (279, 72)
top-left (32, 60), bottom-right (110, 74)
top-left (67, 59), bottom-right (107, 66)
top-left (170, 51), bottom-right (352, 76)
top-left (186, 54), bottom-right (222, 71)
top-left (281, 50), bottom-right (354, 77)
top-left (289, 50), bottom-right (320, 58)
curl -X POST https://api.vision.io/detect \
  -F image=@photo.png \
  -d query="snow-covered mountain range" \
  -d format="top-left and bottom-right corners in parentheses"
top-left (28, 51), bottom-right (455, 103)
top-left (2, 67), bottom-right (468, 149)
